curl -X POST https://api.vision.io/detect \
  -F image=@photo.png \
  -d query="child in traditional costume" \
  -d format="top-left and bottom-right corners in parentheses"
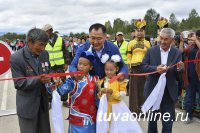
top-left (97, 54), bottom-right (143, 133)
top-left (49, 51), bottom-right (98, 133)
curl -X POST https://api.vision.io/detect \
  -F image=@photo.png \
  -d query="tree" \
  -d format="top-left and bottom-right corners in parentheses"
top-left (72, 32), bottom-right (87, 38)
top-left (187, 9), bottom-right (200, 29)
top-left (189, 9), bottom-right (199, 18)
top-left (69, 32), bottom-right (74, 37)
top-left (105, 20), bottom-right (113, 34)
top-left (1, 32), bottom-right (26, 41)
top-left (144, 8), bottom-right (160, 38)
top-left (169, 13), bottom-right (180, 31)
top-left (130, 19), bottom-right (137, 31)
top-left (113, 18), bottom-right (125, 34)
top-left (179, 19), bottom-right (188, 31)
top-left (178, 9), bottom-right (200, 31)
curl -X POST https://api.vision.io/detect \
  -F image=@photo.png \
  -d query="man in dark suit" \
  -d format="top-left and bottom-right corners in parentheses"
top-left (141, 28), bottom-right (184, 133)
top-left (10, 28), bottom-right (51, 133)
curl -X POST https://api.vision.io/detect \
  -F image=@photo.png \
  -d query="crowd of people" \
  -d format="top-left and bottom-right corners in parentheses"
top-left (7, 17), bottom-right (200, 133)
top-left (4, 39), bottom-right (25, 51)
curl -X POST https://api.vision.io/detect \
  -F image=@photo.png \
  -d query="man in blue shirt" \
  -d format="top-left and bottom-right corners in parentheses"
top-left (69, 23), bottom-right (128, 79)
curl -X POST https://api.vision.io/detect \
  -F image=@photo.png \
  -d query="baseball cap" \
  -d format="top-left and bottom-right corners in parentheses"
top-left (116, 32), bottom-right (123, 36)
top-left (42, 24), bottom-right (53, 32)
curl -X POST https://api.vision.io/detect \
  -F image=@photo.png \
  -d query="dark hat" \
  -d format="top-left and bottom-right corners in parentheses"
top-left (157, 17), bottom-right (168, 29)
top-left (80, 51), bottom-right (95, 65)
top-left (134, 19), bottom-right (146, 30)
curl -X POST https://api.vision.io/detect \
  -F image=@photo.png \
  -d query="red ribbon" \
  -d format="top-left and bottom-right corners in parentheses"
top-left (109, 59), bottom-right (200, 83)
top-left (108, 73), bottom-right (125, 83)
top-left (1, 59), bottom-right (200, 83)
top-left (0, 71), bottom-right (83, 81)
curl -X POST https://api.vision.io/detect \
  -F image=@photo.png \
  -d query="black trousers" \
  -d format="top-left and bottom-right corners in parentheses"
top-left (148, 88), bottom-right (175, 133)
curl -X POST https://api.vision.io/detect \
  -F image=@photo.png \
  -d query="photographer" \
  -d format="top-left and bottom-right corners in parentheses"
top-left (181, 30), bottom-right (200, 124)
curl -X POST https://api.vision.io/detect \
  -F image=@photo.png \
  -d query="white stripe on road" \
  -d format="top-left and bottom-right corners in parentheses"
top-left (1, 74), bottom-right (9, 110)
top-left (0, 109), bottom-right (16, 117)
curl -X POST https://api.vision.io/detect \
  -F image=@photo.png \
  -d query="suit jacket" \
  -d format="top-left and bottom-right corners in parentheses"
top-left (10, 46), bottom-right (51, 119)
top-left (69, 40), bottom-right (128, 79)
top-left (141, 45), bottom-right (182, 102)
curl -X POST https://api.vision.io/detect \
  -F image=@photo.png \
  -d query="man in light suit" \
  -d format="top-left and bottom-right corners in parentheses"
top-left (10, 28), bottom-right (51, 133)
top-left (141, 28), bottom-right (184, 133)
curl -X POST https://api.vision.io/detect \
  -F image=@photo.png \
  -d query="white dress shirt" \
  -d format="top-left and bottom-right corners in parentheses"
top-left (95, 44), bottom-right (104, 58)
top-left (160, 47), bottom-right (170, 65)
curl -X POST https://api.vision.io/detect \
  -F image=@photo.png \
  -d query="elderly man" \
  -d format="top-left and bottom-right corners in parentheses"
top-left (10, 28), bottom-right (51, 133)
top-left (141, 28), bottom-right (184, 133)
top-left (42, 24), bottom-right (69, 107)
top-left (69, 23), bottom-right (128, 79)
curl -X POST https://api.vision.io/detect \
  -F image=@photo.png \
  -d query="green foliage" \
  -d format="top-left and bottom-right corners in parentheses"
top-left (0, 32), bottom-right (26, 41)
top-left (105, 8), bottom-right (200, 39)
top-left (105, 20), bottom-right (113, 34)
top-left (144, 8), bottom-right (160, 38)
top-left (113, 18), bottom-right (125, 33)
top-left (169, 13), bottom-right (180, 31)
top-left (69, 32), bottom-right (88, 38)
top-left (187, 9), bottom-right (200, 30)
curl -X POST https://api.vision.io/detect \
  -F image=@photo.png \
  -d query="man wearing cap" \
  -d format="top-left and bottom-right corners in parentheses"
top-left (114, 32), bottom-right (129, 64)
top-left (127, 19), bottom-right (151, 114)
top-left (42, 24), bottom-right (70, 107)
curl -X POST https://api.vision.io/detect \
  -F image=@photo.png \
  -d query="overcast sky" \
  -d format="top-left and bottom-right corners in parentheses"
top-left (0, 0), bottom-right (200, 34)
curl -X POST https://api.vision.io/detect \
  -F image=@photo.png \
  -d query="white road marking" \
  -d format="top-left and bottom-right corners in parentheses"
top-left (0, 109), bottom-right (16, 117)
top-left (1, 74), bottom-right (9, 110)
